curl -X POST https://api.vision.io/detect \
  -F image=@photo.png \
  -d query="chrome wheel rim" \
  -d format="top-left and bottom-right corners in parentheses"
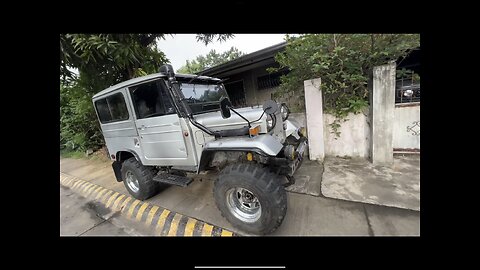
top-left (226, 187), bottom-right (261, 223)
top-left (125, 171), bottom-right (139, 193)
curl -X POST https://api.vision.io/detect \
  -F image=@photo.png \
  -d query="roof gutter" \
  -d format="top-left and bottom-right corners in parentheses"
top-left (198, 41), bottom-right (287, 76)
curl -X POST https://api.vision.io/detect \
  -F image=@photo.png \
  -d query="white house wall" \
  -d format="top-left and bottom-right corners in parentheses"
top-left (393, 103), bottom-right (420, 152)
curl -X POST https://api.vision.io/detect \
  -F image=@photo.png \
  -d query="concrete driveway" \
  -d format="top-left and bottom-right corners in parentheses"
top-left (60, 157), bottom-right (420, 236)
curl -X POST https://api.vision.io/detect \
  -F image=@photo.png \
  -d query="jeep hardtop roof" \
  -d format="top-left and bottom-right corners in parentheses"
top-left (92, 73), bottom-right (221, 99)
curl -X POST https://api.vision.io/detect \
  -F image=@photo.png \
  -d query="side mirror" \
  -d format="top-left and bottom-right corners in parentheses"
top-left (220, 97), bottom-right (232, 119)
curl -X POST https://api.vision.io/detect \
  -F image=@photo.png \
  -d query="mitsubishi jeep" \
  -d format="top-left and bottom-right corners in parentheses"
top-left (92, 64), bottom-right (308, 235)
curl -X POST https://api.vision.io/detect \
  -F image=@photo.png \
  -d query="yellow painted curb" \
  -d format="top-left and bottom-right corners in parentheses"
top-left (60, 172), bottom-right (237, 236)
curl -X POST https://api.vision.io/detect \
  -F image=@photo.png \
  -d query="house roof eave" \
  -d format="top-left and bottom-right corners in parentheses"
top-left (198, 41), bottom-right (287, 76)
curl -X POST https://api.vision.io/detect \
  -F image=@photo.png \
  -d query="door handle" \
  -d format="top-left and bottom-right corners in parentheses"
top-left (137, 125), bottom-right (146, 130)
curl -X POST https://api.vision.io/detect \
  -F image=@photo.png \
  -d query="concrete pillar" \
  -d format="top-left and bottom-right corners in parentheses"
top-left (370, 62), bottom-right (396, 166)
top-left (304, 78), bottom-right (324, 161)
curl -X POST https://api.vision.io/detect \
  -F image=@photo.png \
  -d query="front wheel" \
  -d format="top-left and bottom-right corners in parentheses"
top-left (213, 163), bottom-right (287, 235)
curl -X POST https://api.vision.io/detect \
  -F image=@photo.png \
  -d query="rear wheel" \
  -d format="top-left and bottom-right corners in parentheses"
top-left (213, 163), bottom-right (287, 235)
top-left (121, 157), bottom-right (160, 200)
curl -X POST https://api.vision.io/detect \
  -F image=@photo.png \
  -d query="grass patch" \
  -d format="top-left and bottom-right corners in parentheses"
top-left (60, 147), bottom-right (110, 163)
top-left (90, 149), bottom-right (111, 163)
top-left (60, 149), bottom-right (85, 159)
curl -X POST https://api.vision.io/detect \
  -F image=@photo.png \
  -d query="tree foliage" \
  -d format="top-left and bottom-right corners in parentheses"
top-left (270, 34), bottom-right (420, 136)
top-left (195, 34), bottom-right (235, 46)
top-left (60, 34), bottom-right (169, 91)
top-left (177, 47), bottom-right (244, 74)
top-left (60, 81), bottom-right (103, 152)
top-left (60, 34), bottom-right (234, 152)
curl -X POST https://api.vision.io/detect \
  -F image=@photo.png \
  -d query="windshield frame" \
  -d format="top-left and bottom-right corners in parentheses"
top-left (176, 81), bottom-right (230, 115)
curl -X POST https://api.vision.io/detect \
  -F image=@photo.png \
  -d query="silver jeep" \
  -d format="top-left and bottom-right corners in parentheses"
top-left (92, 64), bottom-right (308, 234)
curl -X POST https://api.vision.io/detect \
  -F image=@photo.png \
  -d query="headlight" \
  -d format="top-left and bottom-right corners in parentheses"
top-left (266, 114), bottom-right (274, 131)
top-left (280, 103), bottom-right (290, 121)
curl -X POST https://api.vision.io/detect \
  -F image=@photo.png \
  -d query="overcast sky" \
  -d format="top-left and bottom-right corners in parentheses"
top-left (157, 34), bottom-right (287, 71)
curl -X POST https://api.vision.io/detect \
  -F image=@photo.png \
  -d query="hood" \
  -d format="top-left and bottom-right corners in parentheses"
top-left (193, 106), bottom-right (268, 133)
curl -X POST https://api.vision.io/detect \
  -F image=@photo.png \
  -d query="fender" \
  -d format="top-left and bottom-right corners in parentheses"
top-left (197, 134), bottom-right (284, 172)
top-left (284, 119), bottom-right (301, 140)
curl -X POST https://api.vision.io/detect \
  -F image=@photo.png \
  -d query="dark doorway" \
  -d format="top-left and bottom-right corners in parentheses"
top-left (224, 80), bottom-right (246, 108)
top-left (397, 48), bottom-right (421, 76)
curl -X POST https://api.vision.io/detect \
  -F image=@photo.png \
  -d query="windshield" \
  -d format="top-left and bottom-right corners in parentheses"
top-left (178, 83), bottom-right (229, 114)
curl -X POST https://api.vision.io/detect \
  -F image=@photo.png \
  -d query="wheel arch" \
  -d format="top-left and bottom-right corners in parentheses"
top-left (197, 148), bottom-right (270, 173)
top-left (116, 150), bottom-right (141, 163)
top-left (112, 150), bottom-right (142, 182)
top-left (197, 135), bottom-right (283, 173)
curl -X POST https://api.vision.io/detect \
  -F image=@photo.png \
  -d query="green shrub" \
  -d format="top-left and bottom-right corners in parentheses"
top-left (60, 82), bottom-right (103, 152)
top-left (271, 34), bottom-right (420, 136)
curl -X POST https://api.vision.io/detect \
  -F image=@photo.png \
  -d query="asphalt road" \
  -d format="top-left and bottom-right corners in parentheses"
top-left (60, 181), bottom-right (170, 236)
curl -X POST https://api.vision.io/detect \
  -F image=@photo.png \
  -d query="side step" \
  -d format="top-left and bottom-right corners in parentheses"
top-left (152, 173), bottom-right (193, 187)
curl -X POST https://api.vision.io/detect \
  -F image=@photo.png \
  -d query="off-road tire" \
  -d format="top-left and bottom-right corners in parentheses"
top-left (213, 163), bottom-right (287, 235)
top-left (121, 157), bottom-right (160, 200)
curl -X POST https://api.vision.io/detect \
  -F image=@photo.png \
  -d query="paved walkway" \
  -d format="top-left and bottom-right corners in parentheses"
top-left (322, 155), bottom-right (420, 211)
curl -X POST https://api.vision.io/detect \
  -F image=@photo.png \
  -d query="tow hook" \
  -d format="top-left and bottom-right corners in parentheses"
top-left (284, 175), bottom-right (296, 187)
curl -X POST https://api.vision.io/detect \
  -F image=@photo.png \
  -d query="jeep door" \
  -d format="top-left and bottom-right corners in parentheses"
top-left (127, 79), bottom-right (196, 166)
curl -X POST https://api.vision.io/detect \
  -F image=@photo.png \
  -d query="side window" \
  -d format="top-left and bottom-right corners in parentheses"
top-left (129, 80), bottom-right (176, 119)
top-left (95, 99), bottom-right (112, 123)
top-left (94, 93), bottom-right (129, 124)
top-left (108, 93), bottom-right (129, 120)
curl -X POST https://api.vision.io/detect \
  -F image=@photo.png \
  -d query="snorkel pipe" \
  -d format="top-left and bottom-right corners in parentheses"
top-left (160, 64), bottom-right (218, 136)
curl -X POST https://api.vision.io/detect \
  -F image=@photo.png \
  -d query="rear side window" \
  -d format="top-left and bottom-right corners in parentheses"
top-left (94, 93), bottom-right (129, 123)
top-left (129, 80), bottom-right (176, 119)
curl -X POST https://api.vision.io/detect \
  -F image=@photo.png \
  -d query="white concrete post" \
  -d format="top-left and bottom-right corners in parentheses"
top-left (370, 62), bottom-right (396, 166)
top-left (304, 78), bottom-right (325, 161)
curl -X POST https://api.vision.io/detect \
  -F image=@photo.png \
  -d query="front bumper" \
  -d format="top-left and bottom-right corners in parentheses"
top-left (290, 137), bottom-right (308, 176)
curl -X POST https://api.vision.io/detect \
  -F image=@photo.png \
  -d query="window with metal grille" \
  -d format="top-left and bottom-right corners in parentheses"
top-left (257, 70), bottom-right (286, 90)
top-left (395, 78), bottom-right (420, 104)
